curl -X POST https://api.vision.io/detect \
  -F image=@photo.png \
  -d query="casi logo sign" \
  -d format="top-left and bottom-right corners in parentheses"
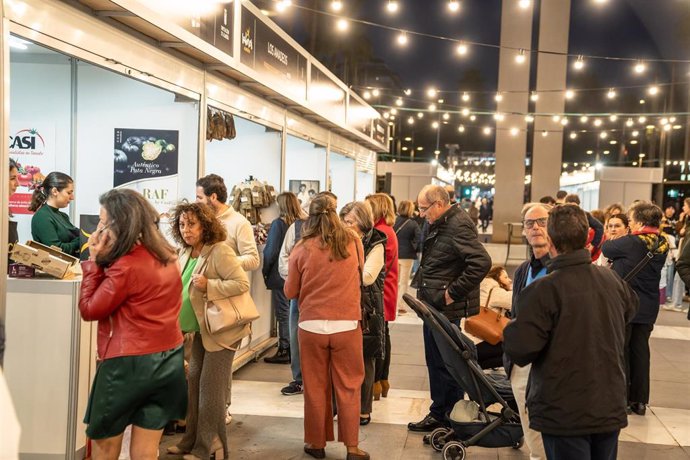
top-left (241, 27), bottom-right (253, 54)
top-left (9, 128), bottom-right (46, 150)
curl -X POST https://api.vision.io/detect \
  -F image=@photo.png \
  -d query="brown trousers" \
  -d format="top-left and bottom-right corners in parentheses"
top-left (299, 327), bottom-right (364, 448)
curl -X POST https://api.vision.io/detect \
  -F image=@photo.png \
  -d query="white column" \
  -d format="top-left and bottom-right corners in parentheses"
top-left (531, 0), bottom-right (572, 201)
top-left (492, 1), bottom-right (534, 243)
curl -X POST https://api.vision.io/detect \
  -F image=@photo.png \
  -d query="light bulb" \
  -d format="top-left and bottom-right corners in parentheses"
top-left (330, 0), bottom-right (343, 11)
top-left (607, 89), bottom-right (616, 99)
top-left (510, 127), bottom-right (519, 136)
top-left (670, 117), bottom-right (677, 123)
top-left (638, 116), bottom-right (646, 124)
top-left (580, 115), bottom-right (589, 123)
top-left (609, 114), bottom-right (618, 122)
top-left (530, 92), bottom-right (539, 102)
top-left (632, 130), bottom-right (639, 137)
top-left (625, 118), bottom-right (633, 127)
top-left (456, 42), bottom-right (468, 55)
top-left (404, 88), bottom-right (412, 96)
top-left (483, 127), bottom-right (491, 135)
top-left (634, 61), bottom-right (646, 74)
top-left (429, 103), bottom-right (437, 112)
top-left (495, 93), bottom-right (503, 102)
top-left (386, 0), bottom-right (399, 13)
top-left (462, 92), bottom-right (470, 102)
top-left (552, 115), bottom-right (561, 123)
top-left (542, 130), bottom-right (548, 137)
top-left (407, 117), bottom-right (414, 125)
top-left (470, 115), bottom-right (477, 121)
top-left (565, 89), bottom-right (575, 100)
top-left (443, 113), bottom-right (450, 120)
top-left (560, 118), bottom-right (569, 126)
top-left (458, 125), bottom-right (465, 132)
top-left (600, 132), bottom-right (608, 139)
top-left (448, 0), bottom-right (460, 12)
top-left (372, 89), bottom-right (380, 97)
top-left (660, 118), bottom-right (669, 125)
top-left (432, 121), bottom-right (439, 129)
top-left (518, 0), bottom-right (531, 9)
top-left (525, 115), bottom-right (534, 123)
top-left (494, 113), bottom-right (505, 121)
top-left (276, 0), bottom-right (292, 12)
top-left (427, 88), bottom-right (437, 98)
top-left (570, 132), bottom-right (577, 139)
top-left (648, 85), bottom-right (659, 96)
top-left (417, 112), bottom-right (424, 118)
top-left (573, 55), bottom-right (585, 70)
top-left (336, 19), bottom-right (348, 31)
top-left (390, 108), bottom-right (397, 115)
top-left (461, 108), bottom-right (470, 117)
top-left (594, 119), bottom-right (602, 127)
top-left (515, 49), bottom-right (526, 64)
top-left (664, 124), bottom-right (671, 131)
top-left (363, 91), bottom-right (371, 100)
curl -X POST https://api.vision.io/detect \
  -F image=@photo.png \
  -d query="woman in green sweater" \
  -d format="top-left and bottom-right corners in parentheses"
top-left (29, 171), bottom-right (80, 257)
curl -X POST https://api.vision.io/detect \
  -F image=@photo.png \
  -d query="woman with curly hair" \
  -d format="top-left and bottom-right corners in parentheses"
top-left (167, 202), bottom-right (250, 460)
top-left (79, 189), bottom-right (187, 459)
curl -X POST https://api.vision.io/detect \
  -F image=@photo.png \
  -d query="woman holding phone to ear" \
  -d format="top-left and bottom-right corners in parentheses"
top-left (79, 189), bottom-right (187, 460)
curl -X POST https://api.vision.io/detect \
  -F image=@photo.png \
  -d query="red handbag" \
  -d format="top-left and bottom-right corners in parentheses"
top-left (464, 288), bottom-right (510, 346)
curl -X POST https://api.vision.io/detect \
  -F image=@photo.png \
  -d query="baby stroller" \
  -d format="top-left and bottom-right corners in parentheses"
top-left (402, 294), bottom-right (524, 460)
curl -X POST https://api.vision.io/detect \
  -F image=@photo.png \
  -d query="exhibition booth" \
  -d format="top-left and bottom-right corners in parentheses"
top-left (1, 1), bottom-right (385, 458)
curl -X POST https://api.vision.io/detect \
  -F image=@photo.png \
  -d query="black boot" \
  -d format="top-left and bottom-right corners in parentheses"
top-left (264, 347), bottom-right (291, 364)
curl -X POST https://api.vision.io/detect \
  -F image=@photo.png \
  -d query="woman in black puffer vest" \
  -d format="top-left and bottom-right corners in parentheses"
top-left (340, 201), bottom-right (386, 426)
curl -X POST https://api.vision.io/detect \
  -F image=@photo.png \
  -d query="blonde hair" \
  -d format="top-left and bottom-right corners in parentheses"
top-left (398, 200), bottom-right (415, 218)
top-left (276, 192), bottom-right (303, 226)
top-left (366, 193), bottom-right (395, 226)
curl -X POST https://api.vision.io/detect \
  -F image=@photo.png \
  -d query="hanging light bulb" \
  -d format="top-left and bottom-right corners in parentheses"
top-left (560, 117), bottom-right (569, 126)
top-left (428, 103), bottom-right (437, 112)
top-left (395, 98), bottom-right (403, 106)
top-left (565, 89), bottom-right (575, 100)
top-left (443, 112), bottom-right (450, 120)
top-left (593, 119), bottom-right (602, 127)
top-left (495, 93), bottom-right (503, 102)
top-left (607, 89), bottom-right (616, 99)
top-left (510, 127), bottom-right (519, 136)
top-left (363, 91), bottom-right (371, 100)
top-left (631, 130), bottom-right (639, 137)
top-left (518, 0), bottom-right (531, 9)
top-left (541, 130), bottom-right (548, 137)
top-left (515, 49), bottom-right (526, 64)
top-left (626, 118), bottom-right (634, 127)
top-left (417, 112), bottom-right (424, 118)
top-left (448, 0), bottom-right (460, 12)
top-left (609, 114), bottom-right (618, 122)
top-left (407, 116), bottom-right (414, 125)
top-left (663, 124), bottom-right (672, 132)
top-left (573, 55), bottom-right (585, 70)
top-left (336, 19), bottom-right (349, 31)
top-left (456, 42), bottom-right (468, 55)
top-left (483, 127), bottom-right (491, 135)
top-left (580, 115), bottom-right (589, 123)
top-left (570, 132), bottom-right (577, 139)
top-left (330, 0), bottom-right (343, 11)
top-left (432, 121), bottom-right (440, 129)
top-left (462, 92), bottom-right (470, 102)
top-left (525, 115), bottom-right (534, 123)
top-left (276, 0), bottom-right (292, 12)
top-left (530, 92), bottom-right (539, 102)
top-left (638, 116), bottom-right (646, 124)
top-left (458, 125), bottom-right (465, 132)
top-left (461, 108), bottom-right (470, 117)
top-left (427, 87), bottom-right (437, 98)
top-left (470, 115), bottom-right (477, 121)
top-left (386, 0), bottom-right (399, 13)
top-left (397, 31), bottom-right (408, 46)
top-left (493, 113), bottom-right (505, 121)
top-left (552, 115), bottom-right (561, 123)
top-left (634, 61), bottom-right (646, 74)
top-left (372, 89), bottom-right (380, 97)
top-left (404, 88), bottom-right (412, 96)
top-left (600, 131), bottom-right (608, 139)
top-left (648, 85), bottom-right (659, 96)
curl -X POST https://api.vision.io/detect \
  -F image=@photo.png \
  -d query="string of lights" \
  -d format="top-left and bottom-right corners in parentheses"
top-left (278, 1), bottom-right (690, 65)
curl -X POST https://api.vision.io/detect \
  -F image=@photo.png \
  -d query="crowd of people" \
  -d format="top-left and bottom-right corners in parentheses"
top-left (5, 159), bottom-right (690, 460)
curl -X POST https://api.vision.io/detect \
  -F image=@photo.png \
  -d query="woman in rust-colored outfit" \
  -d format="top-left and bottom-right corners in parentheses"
top-left (284, 194), bottom-right (369, 460)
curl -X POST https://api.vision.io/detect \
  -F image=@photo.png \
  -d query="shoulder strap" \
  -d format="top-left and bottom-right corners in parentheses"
top-left (484, 287), bottom-right (495, 309)
top-left (395, 218), bottom-right (411, 235)
top-left (623, 238), bottom-right (660, 283)
top-left (197, 245), bottom-right (216, 275)
top-left (355, 240), bottom-right (364, 289)
top-left (294, 219), bottom-right (304, 242)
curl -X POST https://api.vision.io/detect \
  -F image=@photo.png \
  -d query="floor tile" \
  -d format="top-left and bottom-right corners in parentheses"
top-left (620, 411), bottom-right (676, 445)
top-left (652, 406), bottom-right (690, 446)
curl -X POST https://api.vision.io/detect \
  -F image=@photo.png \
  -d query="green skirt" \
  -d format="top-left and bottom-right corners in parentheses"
top-left (84, 346), bottom-right (187, 439)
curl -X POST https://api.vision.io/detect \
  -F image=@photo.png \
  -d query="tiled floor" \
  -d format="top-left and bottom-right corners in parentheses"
top-left (159, 245), bottom-right (690, 459)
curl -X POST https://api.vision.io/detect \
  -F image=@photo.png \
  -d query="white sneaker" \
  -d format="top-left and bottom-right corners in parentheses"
top-left (672, 305), bottom-right (688, 313)
top-left (225, 406), bottom-right (232, 424)
top-left (662, 304), bottom-right (678, 311)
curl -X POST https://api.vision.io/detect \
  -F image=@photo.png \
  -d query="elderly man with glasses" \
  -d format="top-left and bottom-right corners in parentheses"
top-left (407, 184), bottom-right (491, 432)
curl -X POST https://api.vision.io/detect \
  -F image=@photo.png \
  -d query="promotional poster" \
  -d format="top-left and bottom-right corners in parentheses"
top-left (113, 128), bottom-right (179, 214)
top-left (8, 124), bottom-right (56, 215)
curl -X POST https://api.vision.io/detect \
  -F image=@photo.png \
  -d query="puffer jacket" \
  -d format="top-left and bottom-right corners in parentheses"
top-left (79, 245), bottom-right (183, 360)
top-left (504, 249), bottom-right (639, 436)
top-left (361, 228), bottom-right (387, 359)
top-left (601, 230), bottom-right (668, 324)
top-left (412, 204), bottom-right (492, 320)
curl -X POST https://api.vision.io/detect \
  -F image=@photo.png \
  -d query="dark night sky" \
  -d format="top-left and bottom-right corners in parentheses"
top-left (262, 0), bottom-right (689, 166)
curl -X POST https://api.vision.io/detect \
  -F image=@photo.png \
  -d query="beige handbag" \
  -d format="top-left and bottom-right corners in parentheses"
top-left (199, 246), bottom-right (260, 335)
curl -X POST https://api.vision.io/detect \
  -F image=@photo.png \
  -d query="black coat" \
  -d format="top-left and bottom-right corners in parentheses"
top-left (503, 249), bottom-right (639, 436)
top-left (262, 218), bottom-right (289, 290)
top-left (393, 216), bottom-right (421, 260)
top-left (601, 232), bottom-right (668, 324)
top-left (412, 204), bottom-right (492, 320)
top-left (361, 228), bottom-right (387, 359)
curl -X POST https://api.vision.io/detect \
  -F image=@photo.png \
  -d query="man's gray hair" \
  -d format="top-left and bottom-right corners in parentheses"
top-left (521, 202), bottom-right (552, 220)
top-left (421, 185), bottom-right (450, 205)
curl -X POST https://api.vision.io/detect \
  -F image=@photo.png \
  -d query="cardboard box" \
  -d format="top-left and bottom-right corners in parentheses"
top-left (10, 240), bottom-right (79, 279)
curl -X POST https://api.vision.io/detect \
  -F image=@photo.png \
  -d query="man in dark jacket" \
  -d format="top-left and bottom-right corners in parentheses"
top-left (601, 202), bottom-right (668, 416)
top-left (504, 204), bottom-right (639, 460)
top-left (408, 185), bottom-right (491, 432)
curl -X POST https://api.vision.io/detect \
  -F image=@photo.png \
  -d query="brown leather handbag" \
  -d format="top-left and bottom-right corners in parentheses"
top-left (464, 288), bottom-right (510, 346)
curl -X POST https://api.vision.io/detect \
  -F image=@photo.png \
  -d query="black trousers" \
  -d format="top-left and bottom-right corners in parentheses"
top-left (476, 341), bottom-right (504, 369)
top-left (625, 323), bottom-right (654, 404)
top-left (542, 430), bottom-right (619, 460)
top-left (423, 321), bottom-right (464, 421)
top-left (374, 321), bottom-right (391, 381)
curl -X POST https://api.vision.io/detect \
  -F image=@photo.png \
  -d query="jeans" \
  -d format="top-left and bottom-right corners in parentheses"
top-left (511, 365), bottom-right (546, 460)
top-left (666, 262), bottom-right (676, 300)
top-left (271, 289), bottom-right (290, 350)
top-left (289, 299), bottom-right (302, 384)
top-left (671, 272), bottom-right (686, 307)
top-left (423, 321), bottom-right (464, 421)
top-left (542, 430), bottom-right (619, 460)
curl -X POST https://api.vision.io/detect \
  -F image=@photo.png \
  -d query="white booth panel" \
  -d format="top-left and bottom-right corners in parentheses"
top-left (285, 135), bottom-right (327, 195)
top-left (356, 171), bottom-right (375, 201)
top-left (76, 63), bottom-right (200, 216)
top-left (205, 116), bottom-right (282, 191)
top-left (330, 152), bottom-right (355, 209)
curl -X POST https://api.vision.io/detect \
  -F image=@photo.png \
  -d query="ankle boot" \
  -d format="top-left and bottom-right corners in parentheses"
top-left (373, 381), bottom-right (382, 401)
top-left (264, 347), bottom-right (290, 364)
top-left (380, 380), bottom-right (390, 398)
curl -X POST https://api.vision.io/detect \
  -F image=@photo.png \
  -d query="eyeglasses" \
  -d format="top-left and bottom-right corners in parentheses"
top-left (523, 217), bottom-right (547, 229)
top-left (419, 200), bottom-right (440, 213)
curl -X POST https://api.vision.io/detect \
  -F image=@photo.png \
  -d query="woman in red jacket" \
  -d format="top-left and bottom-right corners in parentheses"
top-left (366, 194), bottom-right (398, 400)
top-left (285, 194), bottom-right (369, 460)
top-left (79, 189), bottom-right (187, 460)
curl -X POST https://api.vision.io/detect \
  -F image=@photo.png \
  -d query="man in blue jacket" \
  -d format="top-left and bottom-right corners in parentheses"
top-left (504, 204), bottom-right (638, 460)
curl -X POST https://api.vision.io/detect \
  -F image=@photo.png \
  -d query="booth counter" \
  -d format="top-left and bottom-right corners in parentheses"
top-left (5, 277), bottom-right (94, 460)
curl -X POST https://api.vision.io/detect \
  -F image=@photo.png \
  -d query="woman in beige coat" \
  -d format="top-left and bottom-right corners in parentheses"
top-left (167, 202), bottom-right (249, 460)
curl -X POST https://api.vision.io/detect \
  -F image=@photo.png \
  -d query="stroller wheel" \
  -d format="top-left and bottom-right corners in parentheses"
top-left (513, 437), bottom-right (525, 449)
top-left (430, 427), bottom-right (451, 452)
top-left (442, 441), bottom-right (466, 460)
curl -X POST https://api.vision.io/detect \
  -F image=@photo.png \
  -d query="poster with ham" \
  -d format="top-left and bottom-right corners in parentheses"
top-left (8, 124), bottom-right (56, 215)
top-left (113, 128), bottom-right (179, 214)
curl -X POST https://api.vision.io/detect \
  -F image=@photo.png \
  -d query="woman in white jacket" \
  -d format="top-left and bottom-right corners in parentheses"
top-left (462, 266), bottom-right (513, 369)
